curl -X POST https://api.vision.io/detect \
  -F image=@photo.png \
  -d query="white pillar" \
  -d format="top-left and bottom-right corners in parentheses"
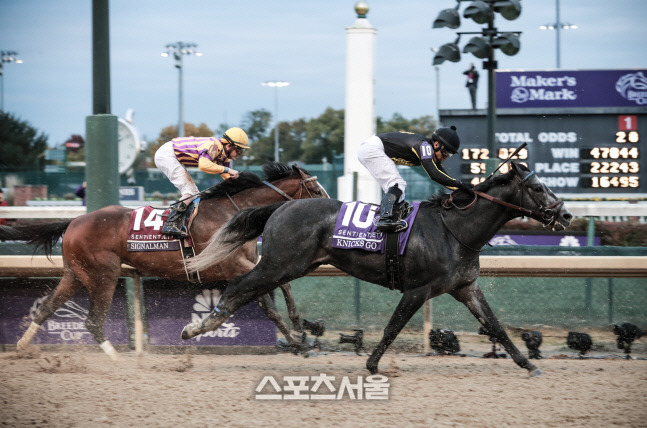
top-left (338, 2), bottom-right (381, 204)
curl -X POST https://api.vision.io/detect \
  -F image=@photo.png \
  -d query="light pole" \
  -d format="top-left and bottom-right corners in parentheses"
top-left (431, 48), bottom-right (442, 127)
top-left (162, 42), bottom-right (202, 137)
top-left (261, 80), bottom-right (290, 162)
top-left (0, 51), bottom-right (23, 111)
top-left (539, 0), bottom-right (577, 68)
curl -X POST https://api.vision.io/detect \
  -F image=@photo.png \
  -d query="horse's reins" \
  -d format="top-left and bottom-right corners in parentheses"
top-left (447, 174), bottom-right (564, 228)
top-left (438, 211), bottom-right (483, 252)
top-left (224, 174), bottom-right (320, 212)
top-left (475, 173), bottom-right (564, 229)
top-left (262, 175), bottom-right (321, 200)
top-left (440, 170), bottom-right (565, 252)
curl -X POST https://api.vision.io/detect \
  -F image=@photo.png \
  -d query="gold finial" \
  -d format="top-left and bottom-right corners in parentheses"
top-left (355, 1), bottom-right (369, 18)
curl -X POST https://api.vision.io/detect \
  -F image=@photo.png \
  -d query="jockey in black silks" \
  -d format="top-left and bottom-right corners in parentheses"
top-left (358, 126), bottom-right (473, 232)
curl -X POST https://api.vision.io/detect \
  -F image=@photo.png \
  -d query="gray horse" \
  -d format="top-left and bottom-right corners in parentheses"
top-left (182, 162), bottom-right (572, 376)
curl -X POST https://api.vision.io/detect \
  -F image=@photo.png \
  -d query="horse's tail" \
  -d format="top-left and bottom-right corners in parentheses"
top-left (0, 221), bottom-right (71, 259)
top-left (187, 201), bottom-right (288, 273)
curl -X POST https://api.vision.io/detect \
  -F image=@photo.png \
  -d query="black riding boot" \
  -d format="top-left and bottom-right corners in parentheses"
top-left (162, 201), bottom-right (189, 238)
top-left (376, 186), bottom-right (408, 233)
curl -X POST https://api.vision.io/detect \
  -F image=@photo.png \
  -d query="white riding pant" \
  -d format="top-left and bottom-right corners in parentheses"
top-left (154, 142), bottom-right (199, 200)
top-left (358, 135), bottom-right (407, 202)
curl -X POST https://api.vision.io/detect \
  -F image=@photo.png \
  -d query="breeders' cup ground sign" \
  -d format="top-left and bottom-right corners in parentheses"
top-left (0, 281), bottom-right (128, 345)
top-left (497, 69), bottom-right (647, 108)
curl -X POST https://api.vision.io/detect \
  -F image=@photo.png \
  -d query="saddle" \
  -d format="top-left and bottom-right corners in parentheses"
top-left (384, 201), bottom-right (413, 292)
top-left (331, 201), bottom-right (420, 293)
top-left (127, 199), bottom-right (201, 283)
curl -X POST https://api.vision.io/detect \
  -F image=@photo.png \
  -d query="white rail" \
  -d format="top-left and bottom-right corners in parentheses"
top-left (2, 202), bottom-right (647, 219)
top-left (0, 203), bottom-right (162, 219)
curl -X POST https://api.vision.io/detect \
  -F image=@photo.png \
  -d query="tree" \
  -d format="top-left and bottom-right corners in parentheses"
top-left (0, 111), bottom-right (48, 170)
top-left (146, 109), bottom-right (439, 168)
top-left (241, 109), bottom-right (273, 164)
top-left (301, 108), bottom-right (344, 164)
top-left (377, 113), bottom-right (437, 135)
top-left (242, 109), bottom-right (272, 142)
top-left (280, 118), bottom-right (308, 163)
top-left (65, 134), bottom-right (86, 162)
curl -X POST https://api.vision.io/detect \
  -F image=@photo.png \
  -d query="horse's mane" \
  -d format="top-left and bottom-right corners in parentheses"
top-left (200, 162), bottom-right (303, 200)
top-left (421, 168), bottom-right (517, 208)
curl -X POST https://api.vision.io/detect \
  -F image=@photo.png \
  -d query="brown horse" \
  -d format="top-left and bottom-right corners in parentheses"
top-left (2, 162), bottom-right (328, 359)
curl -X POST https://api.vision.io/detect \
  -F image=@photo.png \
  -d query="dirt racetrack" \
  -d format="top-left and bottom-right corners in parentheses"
top-left (1, 332), bottom-right (646, 428)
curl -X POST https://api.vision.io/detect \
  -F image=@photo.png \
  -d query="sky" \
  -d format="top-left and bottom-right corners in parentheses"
top-left (1, 0), bottom-right (646, 148)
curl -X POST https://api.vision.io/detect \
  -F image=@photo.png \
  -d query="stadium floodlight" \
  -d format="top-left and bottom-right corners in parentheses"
top-left (462, 36), bottom-right (491, 59)
top-left (463, 1), bottom-right (493, 24)
top-left (433, 7), bottom-right (461, 29)
top-left (432, 0), bottom-right (522, 176)
top-left (493, 0), bottom-right (522, 20)
top-left (492, 32), bottom-right (521, 56)
top-left (432, 39), bottom-right (461, 65)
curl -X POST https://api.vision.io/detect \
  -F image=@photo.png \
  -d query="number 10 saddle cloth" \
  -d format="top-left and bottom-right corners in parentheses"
top-left (330, 201), bottom-right (421, 255)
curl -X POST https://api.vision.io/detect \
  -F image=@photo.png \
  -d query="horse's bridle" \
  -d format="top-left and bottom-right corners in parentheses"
top-left (439, 171), bottom-right (564, 252)
top-left (442, 171), bottom-right (564, 229)
top-left (225, 174), bottom-right (322, 212)
top-left (262, 175), bottom-right (321, 200)
top-left (474, 172), bottom-right (564, 229)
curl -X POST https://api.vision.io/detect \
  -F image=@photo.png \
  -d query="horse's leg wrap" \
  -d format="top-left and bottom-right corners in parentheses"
top-left (100, 340), bottom-right (120, 361)
top-left (17, 322), bottom-right (41, 351)
top-left (181, 304), bottom-right (231, 340)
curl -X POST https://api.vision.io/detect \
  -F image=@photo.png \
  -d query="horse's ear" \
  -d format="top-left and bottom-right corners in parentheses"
top-left (294, 164), bottom-right (308, 179)
top-left (510, 161), bottom-right (525, 176)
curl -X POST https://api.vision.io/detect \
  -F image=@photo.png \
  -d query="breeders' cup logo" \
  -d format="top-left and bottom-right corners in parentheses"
top-left (190, 289), bottom-right (240, 342)
top-left (615, 72), bottom-right (647, 105)
top-left (29, 297), bottom-right (92, 341)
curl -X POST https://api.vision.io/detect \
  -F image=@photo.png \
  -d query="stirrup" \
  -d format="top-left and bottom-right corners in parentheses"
top-left (376, 218), bottom-right (408, 233)
top-left (162, 222), bottom-right (189, 238)
top-left (170, 200), bottom-right (188, 212)
top-left (398, 201), bottom-right (413, 219)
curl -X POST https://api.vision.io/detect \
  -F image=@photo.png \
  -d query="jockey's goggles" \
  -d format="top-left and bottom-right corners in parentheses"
top-left (223, 135), bottom-right (248, 154)
top-left (439, 144), bottom-right (454, 159)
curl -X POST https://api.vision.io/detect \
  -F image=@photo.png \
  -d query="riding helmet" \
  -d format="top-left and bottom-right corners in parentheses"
top-left (432, 126), bottom-right (460, 154)
top-left (223, 127), bottom-right (250, 149)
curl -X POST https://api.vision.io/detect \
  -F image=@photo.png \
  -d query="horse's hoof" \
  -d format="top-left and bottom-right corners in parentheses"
top-left (181, 325), bottom-right (195, 340)
top-left (100, 341), bottom-right (120, 361)
top-left (529, 368), bottom-right (543, 377)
